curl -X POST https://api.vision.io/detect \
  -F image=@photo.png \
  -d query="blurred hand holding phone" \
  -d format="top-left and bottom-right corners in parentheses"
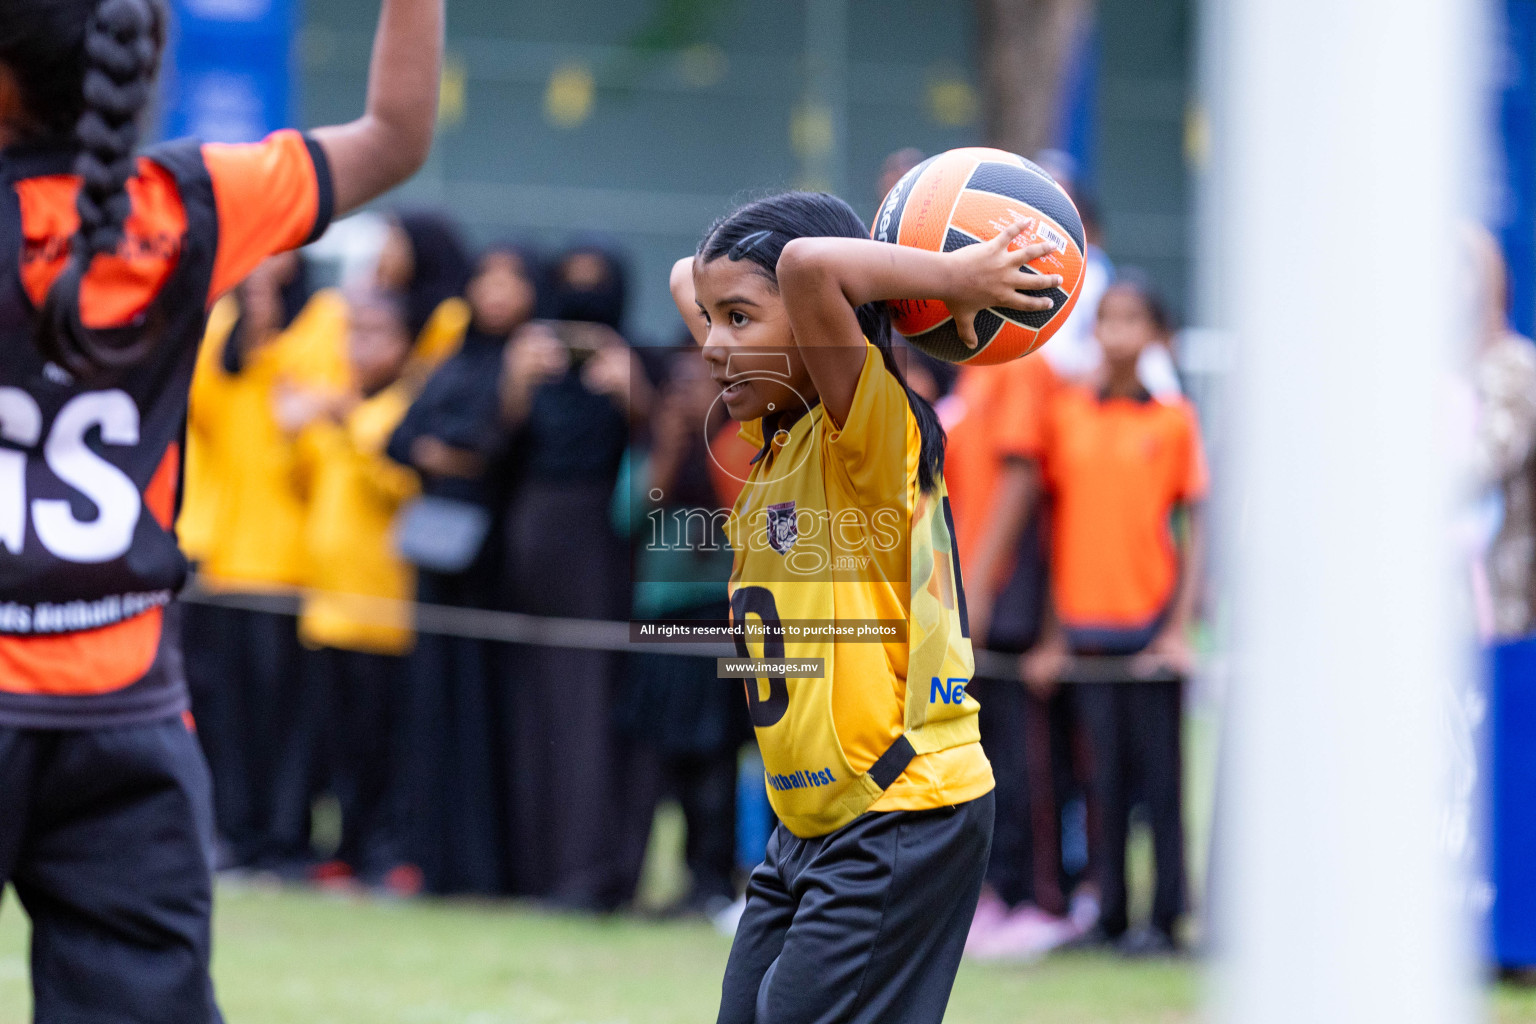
top-left (500, 319), bottom-right (649, 425)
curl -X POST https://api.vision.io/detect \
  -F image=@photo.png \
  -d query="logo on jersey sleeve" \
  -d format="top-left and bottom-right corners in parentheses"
top-left (766, 500), bottom-right (798, 554)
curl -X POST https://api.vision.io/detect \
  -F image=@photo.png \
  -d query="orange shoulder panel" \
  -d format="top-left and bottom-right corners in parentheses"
top-left (15, 159), bottom-right (187, 329)
top-left (992, 353), bottom-right (1058, 459)
top-left (203, 130), bottom-right (322, 301)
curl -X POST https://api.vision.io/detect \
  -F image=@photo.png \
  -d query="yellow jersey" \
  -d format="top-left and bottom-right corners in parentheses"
top-left (295, 383), bottom-right (419, 655)
top-left (727, 343), bottom-right (994, 837)
top-left (181, 289), bottom-right (349, 591)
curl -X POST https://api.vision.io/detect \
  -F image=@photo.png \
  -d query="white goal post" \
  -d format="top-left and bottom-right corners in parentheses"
top-left (1209, 0), bottom-right (1485, 1021)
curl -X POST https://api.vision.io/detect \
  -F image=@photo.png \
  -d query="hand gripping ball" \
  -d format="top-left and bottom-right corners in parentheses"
top-left (871, 147), bottom-right (1086, 364)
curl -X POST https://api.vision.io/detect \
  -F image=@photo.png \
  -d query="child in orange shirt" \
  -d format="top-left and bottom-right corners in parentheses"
top-left (943, 354), bottom-right (1080, 953)
top-left (1024, 272), bottom-right (1207, 956)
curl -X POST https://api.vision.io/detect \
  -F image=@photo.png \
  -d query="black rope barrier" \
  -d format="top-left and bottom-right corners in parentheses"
top-left (179, 579), bottom-right (1182, 685)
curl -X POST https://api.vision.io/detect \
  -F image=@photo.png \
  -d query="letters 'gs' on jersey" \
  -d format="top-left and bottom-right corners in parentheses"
top-left (0, 132), bottom-right (334, 727)
top-left (726, 343), bottom-right (994, 838)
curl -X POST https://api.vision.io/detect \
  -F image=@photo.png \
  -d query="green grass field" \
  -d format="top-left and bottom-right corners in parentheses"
top-left (1, 706), bottom-right (1533, 1022)
top-left (0, 885), bottom-right (1533, 1023)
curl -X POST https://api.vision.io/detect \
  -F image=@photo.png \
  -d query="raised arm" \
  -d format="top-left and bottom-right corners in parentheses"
top-left (775, 221), bottom-right (1060, 427)
top-left (671, 257), bottom-right (708, 346)
top-left (310, 0), bottom-right (445, 216)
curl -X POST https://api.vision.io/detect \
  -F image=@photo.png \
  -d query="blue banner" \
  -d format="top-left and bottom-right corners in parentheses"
top-left (1491, 634), bottom-right (1536, 967)
top-left (160, 0), bottom-right (295, 144)
top-left (1497, 0), bottom-right (1536, 338)
top-left (1053, 18), bottom-right (1100, 193)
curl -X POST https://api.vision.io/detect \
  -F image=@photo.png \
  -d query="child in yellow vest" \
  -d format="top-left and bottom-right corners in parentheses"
top-left (185, 254), bottom-right (349, 595)
top-left (290, 289), bottom-right (422, 890)
top-left (179, 253), bottom-right (349, 872)
top-left (669, 192), bottom-right (1062, 1024)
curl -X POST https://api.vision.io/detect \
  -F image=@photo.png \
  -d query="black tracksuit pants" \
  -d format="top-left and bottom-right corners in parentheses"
top-left (1072, 679), bottom-right (1186, 937)
top-left (718, 791), bottom-right (993, 1024)
top-left (316, 647), bottom-right (407, 880)
top-left (0, 718), bottom-right (224, 1023)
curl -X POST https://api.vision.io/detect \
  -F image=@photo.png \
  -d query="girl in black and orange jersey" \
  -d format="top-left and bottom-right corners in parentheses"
top-left (0, 0), bottom-right (442, 1018)
top-left (669, 193), bottom-right (1062, 1024)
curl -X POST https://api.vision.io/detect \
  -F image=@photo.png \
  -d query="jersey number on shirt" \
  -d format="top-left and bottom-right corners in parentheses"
top-left (0, 387), bottom-right (142, 564)
top-left (731, 585), bottom-right (789, 728)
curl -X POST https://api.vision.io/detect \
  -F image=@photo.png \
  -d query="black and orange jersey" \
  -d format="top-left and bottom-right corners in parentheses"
top-left (0, 130), bottom-right (333, 727)
top-left (1033, 384), bottom-right (1207, 647)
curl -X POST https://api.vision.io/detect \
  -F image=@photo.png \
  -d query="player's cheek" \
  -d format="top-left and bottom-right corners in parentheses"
top-left (766, 379), bottom-right (799, 412)
top-left (736, 381), bottom-right (770, 418)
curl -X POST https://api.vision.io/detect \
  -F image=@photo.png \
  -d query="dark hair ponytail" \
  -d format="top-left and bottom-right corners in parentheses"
top-left (698, 191), bottom-right (948, 492)
top-left (0, 0), bottom-right (165, 376)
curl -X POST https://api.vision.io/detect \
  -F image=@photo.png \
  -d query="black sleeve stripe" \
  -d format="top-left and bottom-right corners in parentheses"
top-left (941, 495), bottom-right (972, 640)
top-left (301, 134), bottom-right (336, 246)
top-left (867, 735), bottom-right (916, 790)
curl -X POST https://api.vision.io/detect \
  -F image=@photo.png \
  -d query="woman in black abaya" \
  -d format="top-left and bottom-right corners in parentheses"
top-left (387, 242), bottom-right (542, 894)
top-left (497, 243), bottom-right (648, 908)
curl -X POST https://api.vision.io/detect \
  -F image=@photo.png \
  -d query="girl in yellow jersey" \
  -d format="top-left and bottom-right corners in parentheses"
top-left (670, 193), bottom-right (1063, 1024)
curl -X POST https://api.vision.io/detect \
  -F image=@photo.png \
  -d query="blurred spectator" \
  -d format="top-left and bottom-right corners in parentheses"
top-left (1035, 184), bottom-right (1111, 382)
top-left (944, 353), bottom-right (1089, 960)
top-left (385, 242), bottom-right (543, 894)
top-left (1028, 157), bottom-right (1181, 401)
top-left (942, 356), bottom-right (1057, 646)
top-left (1468, 228), bottom-right (1536, 640)
top-left (1023, 272), bottom-right (1207, 956)
top-left (374, 210), bottom-right (474, 372)
top-left (877, 146), bottom-right (926, 205)
top-left (497, 243), bottom-right (650, 908)
top-left (550, 239), bottom-right (629, 331)
top-left (287, 289), bottom-right (423, 892)
top-left (180, 253), bottom-right (348, 873)
top-left (612, 351), bottom-right (749, 915)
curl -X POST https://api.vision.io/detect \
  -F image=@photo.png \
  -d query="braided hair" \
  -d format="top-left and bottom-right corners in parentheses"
top-left (0, 0), bottom-right (166, 376)
top-left (698, 191), bottom-right (948, 493)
